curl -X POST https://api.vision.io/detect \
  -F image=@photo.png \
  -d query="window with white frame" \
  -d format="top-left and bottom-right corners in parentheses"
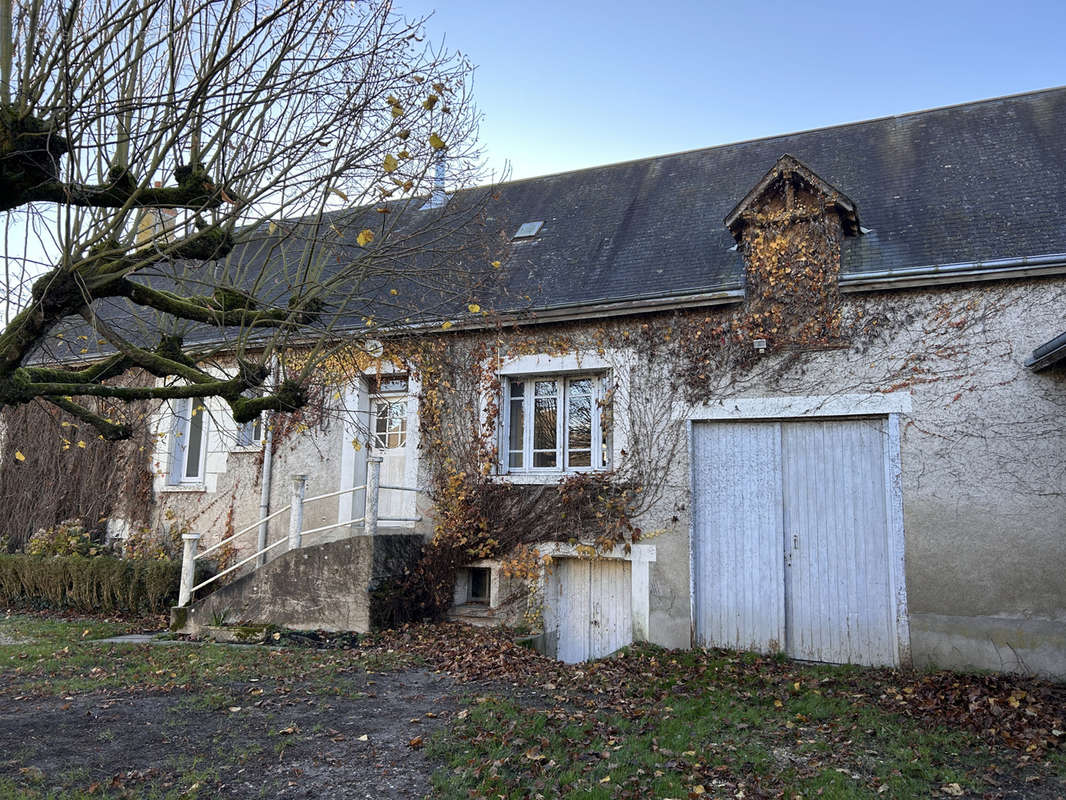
top-left (372, 399), bottom-right (407, 449)
top-left (503, 375), bottom-right (610, 472)
top-left (168, 397), bottom-right (208, 484)
top-left (235, 414), bottom-right (263, 449)
top-left (233, 386), bottom-right (266, 449)
top-left (368, 373), bottom-right (408, 451)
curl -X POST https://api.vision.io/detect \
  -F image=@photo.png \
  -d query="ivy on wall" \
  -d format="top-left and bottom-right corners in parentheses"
top-left (0, 385), bottom-right (155, 551)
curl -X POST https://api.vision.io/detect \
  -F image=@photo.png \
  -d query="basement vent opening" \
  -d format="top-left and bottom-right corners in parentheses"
top-left (468, 567), bottom-right (490, 604)
top-left (513, 221), bottom-right (544, 240)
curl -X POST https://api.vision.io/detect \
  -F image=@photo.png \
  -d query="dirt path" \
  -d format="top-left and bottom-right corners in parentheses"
top-left (1, 669), bottom-right (462, 798)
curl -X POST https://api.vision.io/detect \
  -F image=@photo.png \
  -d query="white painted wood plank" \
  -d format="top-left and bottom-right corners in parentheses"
top-left (691, 421), bottom-right (784, 652)
top-left (546, 555), bottom-right (638, 664)
top-left (589, 559), bottom-right (605, 658)
top-left (556, 559), bottom-right (592, 664)
top-left (783, 419), bottom-right (896, 666)
top-left (543, 563), bottom-right (561, 656)
top-left (619, 561), bottom-right (633, 653)
top-left (590, 560), bottom-right (632, 658)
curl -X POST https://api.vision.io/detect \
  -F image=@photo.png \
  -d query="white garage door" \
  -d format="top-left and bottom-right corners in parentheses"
top-left (545, 558), bottom-right (632, 663)
top-left (692, 417), bottom-right (902, 666)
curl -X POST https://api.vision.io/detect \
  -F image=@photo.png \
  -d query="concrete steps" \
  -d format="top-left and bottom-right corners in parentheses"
top-left (171, 533), bottom-right (422, 634)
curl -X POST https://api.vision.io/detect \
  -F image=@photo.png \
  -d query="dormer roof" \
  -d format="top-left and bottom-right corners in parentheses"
top-left (724, 154), bottom-right (862, 242)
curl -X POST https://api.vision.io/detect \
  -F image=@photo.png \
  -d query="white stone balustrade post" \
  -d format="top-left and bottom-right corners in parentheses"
top-left (288, 474), bottom-right (307, 550)
top-left (365, 457), bottom-right (382, 537)
top-left (178, 532), bottom-right (202, 607)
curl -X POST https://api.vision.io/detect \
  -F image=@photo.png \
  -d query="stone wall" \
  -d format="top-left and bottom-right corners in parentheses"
top-left (639, 279), bottom-right (1066, 676)
top-left (154, 273), bottom-right (1066, 676)
top-left (172, 533), bottom-right (423, 634)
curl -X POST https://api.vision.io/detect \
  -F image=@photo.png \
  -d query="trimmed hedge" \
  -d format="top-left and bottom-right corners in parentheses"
top-left (0, 554), bottom-right (181, 614)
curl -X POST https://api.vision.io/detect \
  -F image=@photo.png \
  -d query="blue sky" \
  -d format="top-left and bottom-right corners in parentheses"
top-left (401, 0), bottom-right (1065, 182)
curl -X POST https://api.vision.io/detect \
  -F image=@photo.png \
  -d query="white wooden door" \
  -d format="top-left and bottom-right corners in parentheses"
top-left (691, 421), bottom-right (786, 653)
top-left (371, 397), bottom-right (408, 522)
top-left (549, 558), bottom-right (632, 663)
top-left (782, 420), bottom-right (895, 665)
top-left (692, 418), bottom-right (900, 666)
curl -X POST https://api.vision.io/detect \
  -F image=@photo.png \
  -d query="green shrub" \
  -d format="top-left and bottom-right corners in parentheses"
top-left (25, 518), bottom-right (102, 557)
top-left (0, 553), bottom-right (182, 614)
top-left (122, 525), bottom-right (182, 561)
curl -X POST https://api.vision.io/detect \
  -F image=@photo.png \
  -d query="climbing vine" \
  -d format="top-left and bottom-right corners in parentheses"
top-left (0, 379), bottom-right (156, 551)
top-left (370, 174), bottom-right (1066, 629)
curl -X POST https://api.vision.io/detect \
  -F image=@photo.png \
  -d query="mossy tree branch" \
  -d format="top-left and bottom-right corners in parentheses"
top-left (1, 0), bottom-right (488, 442)
top-left (116, 280), bottom-right (295, 328)
top-left (0, 107), bottom-right (226, 213)
top-left (0, 218), bottom-right (238, 379)
top-left (46, 396), bottom-right (132, 441)
top-left (77, 311), bottom-right (218, 387)
top-left (1, 161), bottom-right (227, 213)
top-left (21, 353), bottom-right (131, 386)
top-left (6, 373), bottom-right (249, 404)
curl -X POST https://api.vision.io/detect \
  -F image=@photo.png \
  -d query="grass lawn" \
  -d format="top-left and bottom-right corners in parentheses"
top-left (0, 611), bottom-right (409, 698)
top-left (384, 625), bottom-right (1065, 799)
top-left (1, 612), bottom-right (1063, 799)
top-left (429, 650), bottom-right (1063, 798)
top-left (0, 611), bottom-right (427, 799)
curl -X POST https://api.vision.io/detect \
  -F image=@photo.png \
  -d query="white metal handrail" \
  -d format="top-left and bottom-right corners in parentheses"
top-left (302, 485), bottom-right (374, 504)
top-left (195, 484), bottom-right (370, 562)
top-left (197, 504), bottom-right (291, 561)
top-left (191, 536), bottom-right (288, 593)
top-left (299, 516), bottom-right (366, 539)
top-left (177, 458), bottom-right (425, 607)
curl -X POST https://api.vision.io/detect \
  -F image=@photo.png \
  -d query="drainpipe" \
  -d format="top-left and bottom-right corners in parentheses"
top-left (256, 358), bottom-right (279, 567)
top-left (256, 409), bottom-right (274, 567)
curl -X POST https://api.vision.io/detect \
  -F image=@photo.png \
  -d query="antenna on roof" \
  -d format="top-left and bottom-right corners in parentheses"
top-left (420, 156), bottom-right (448, 210)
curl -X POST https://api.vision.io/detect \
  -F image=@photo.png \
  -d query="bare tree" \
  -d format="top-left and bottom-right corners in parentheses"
top-left (0, 0), bottom-right (489, 439)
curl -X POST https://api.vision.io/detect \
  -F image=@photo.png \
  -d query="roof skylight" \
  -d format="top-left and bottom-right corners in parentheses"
top-left (513, 221), bottom-right (544, 239)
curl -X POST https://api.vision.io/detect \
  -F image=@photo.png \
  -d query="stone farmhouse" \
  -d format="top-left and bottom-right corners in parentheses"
top-left (150, 88), bottom-right (1065, 676)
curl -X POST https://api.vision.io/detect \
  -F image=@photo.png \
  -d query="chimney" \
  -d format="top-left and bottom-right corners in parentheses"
top-left (420, 156), bottom-right (448, 210)
top-left (136, 181), bottom-right (177, 245)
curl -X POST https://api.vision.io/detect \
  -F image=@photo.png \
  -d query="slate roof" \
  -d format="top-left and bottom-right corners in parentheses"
top-left (477, 86), bottom-right (1066, 313)
top-left (43, 87), bottom-right (1066, 365)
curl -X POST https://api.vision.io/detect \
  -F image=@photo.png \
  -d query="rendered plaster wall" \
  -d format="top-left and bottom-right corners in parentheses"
top-left (151, 383), bottom-right (434, 567)
top-left (641, 280), bottom-right (1066, 676)
top-left (150, 397), bottom-right (350, 560)
top-left (146, 279), bottom-right (1066, 676)
top-left (150, 395), bottom-right (266, 551)
top-left (263, 416), bottom-right (348, 550)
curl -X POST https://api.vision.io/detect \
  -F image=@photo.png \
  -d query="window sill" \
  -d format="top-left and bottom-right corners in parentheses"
top-left (496, 471), bottom-right (607, 485)
top-left (230, 446), bottom-right (263, 454)
top-left (159, 484), bottom-right (208, 493)
top-left (449, 602), bottom-right (498, 618)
